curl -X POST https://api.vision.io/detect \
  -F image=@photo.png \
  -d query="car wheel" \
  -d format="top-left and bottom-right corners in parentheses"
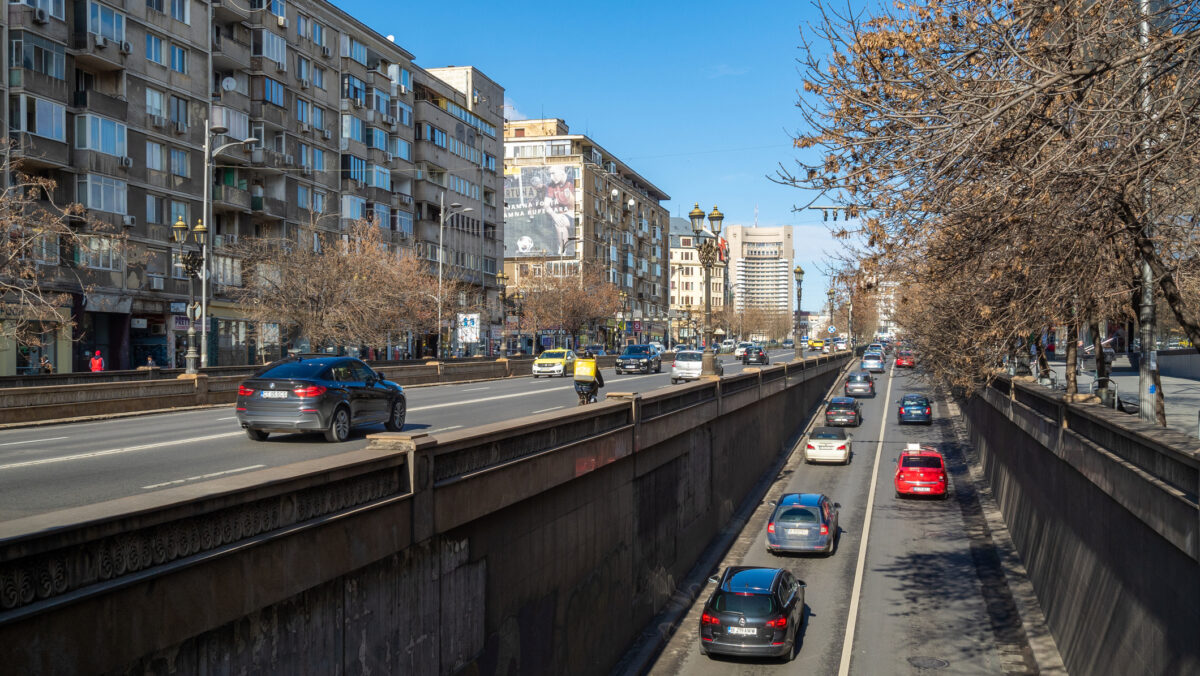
top-left (532, 374), bottom-right (538, 379)
top-left (384, 398), bottom-right (406, 432)
top-left (324, 406), bottom-right (351, 443)
top-left (245, 428), bottom-right (268, 442)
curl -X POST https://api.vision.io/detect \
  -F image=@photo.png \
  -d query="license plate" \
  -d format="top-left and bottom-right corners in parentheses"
top-left (786, 528), bottom-right (808, 536)
top-left (727, 627), bottom-right (756, 636)
top-left (913, 486), bottom-right (931, 492)
top-left (260, 390), bottom-right (287, 399)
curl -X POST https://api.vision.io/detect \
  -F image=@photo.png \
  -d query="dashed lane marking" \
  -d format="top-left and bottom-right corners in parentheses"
top-left (142, 464), bottom-right (266, 490)
top-left (0, 436), bottom-right (69, 446)
top-left (0, 432), bottom-right (245, 471)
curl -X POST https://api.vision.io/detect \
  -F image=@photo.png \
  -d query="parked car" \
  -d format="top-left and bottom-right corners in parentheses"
top-left (894, 443), bottom-right (948, 498)
top-left (649, 341), bottom-right (665, 353)
top-left (766, 493), bottom-right (840, 555)
top-left (720, 339), bottom-right (737, 353)
top-left (895, 351), bottom-right (916, 368)
top-left (236, 356), bottom-right (406, 443)
top-left (803, 427), bottom-right (851, 464)
top-left (844, 371), bottom-right (876, 397)
top-left (824, 397), bottom-right (863, 427)
top-left (615, 344), bottom-right (661, 374)
top-left (861, 353), bottom-right (886, 373)
top-left (896, 393), bottom-right (933, 424)
top-left (532, 349), bottom-right (577, 378)
top-left (584, 344), bottom-right (608, 356)
top-left (743, 345), bottom-right (769, 365)
top-left (671, 350), bottom-right (722, 382)
top-left (783, 339), bottom-right (794, 348)
top-left (734, 341), bottom-right (753, 357)
top-left (699, 566), bottom-right (806, 660)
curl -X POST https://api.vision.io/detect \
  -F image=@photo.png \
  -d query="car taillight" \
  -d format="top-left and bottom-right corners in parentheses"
top-left (293, 385), bottom-right (327, 398)
top-left (237, 385), bottom-right (254, 396)
top-left (925, 406), bottom-right (932, 415)
top-left (898, 407), bottom-right (904, 415)
top-left (767, 522), bottom-right (775, 534)
top-left (940, 473), bottom-right (947, 482)
top-left (701, 612), bottom-right (720, 626)
top-left (836, 444), bottom-right (847, 451)
top-left (897, 472), bottom-right (906, 481)
top-left (820, 524), bottom-right (829, 535)
top-left (806, 443), bottom-right (815, 450)
top-left (766, 616), bottom-right (788, 628)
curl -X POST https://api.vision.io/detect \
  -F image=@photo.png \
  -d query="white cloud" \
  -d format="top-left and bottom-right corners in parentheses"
top-left (503, 96), bottom-right (527, 121)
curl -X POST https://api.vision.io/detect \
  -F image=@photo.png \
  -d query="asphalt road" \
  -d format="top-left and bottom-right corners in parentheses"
top-left (0, 349), bottom-right (797, 521)
top-left (647, 364), bottom-right (1041, 676)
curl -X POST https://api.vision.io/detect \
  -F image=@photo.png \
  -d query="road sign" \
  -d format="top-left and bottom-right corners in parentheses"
top-left (827, 325), bottom-right (837, 334)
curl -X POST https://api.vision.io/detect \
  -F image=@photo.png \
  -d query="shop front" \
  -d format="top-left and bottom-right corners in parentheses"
top-left (0, 306), bottom-right (72, 375)
top-left (129, 299), bottom-right (168, 368)
top-left (75, 293), bottom-right (132, 371)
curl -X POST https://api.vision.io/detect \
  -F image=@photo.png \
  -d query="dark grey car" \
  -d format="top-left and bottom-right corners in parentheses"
top-left (235, 356), bottom-right (406, 442)
top-left (844, 371), bottom-right (876, 397)
top-left (699, 566), bottom-right (806, 660)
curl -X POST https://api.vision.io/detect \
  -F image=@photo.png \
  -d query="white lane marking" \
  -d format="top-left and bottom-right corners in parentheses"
top-left (838, 364), bottom-right (897, 676)
top-left (0, 436), bottom-right (69, 446)
top-left (0, 432), bottom-right (245, 472)
top-left (142, 464), bottom-right (266, 490)
top-left (426, 425), bottom-right (463, 434)
top-left (409, 386), bottom-right (572, 411)
top-left (461, 387), bottom-right (490, 391)
top-left (531, 406), bottom-right (563, 414)
top-left (217, 416), bottom-right (237, 421)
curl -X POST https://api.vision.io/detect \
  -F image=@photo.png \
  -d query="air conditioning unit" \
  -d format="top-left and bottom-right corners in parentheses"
top-left (352, 99), bottom-right (362, 109)
top-left (173, 121), bottom-right (187, 134)
top-left (301, 166), bottom-right (312, 176)
top-left (284, 154), bottom-right (294, 166)
top-left (398, 85), bottom-right (407, 95)
top-left (322, 128), bottom-right (332, 140)
top-left (149, 277), bottom-right (164, 291)
top-left (384, 114), bottom-right (395, 125)
top-left (276, 15), bottom-right (287, 29)
top-left (321, 45), bottom-right (331, 58)
top-left (94, 35), bottom-right (108, 48)
top-left (151, 115), bottom-right (167, 128)
top-left (120, 156), bottom-right (133, 168)
top-left (33, 8), bottom-right (49, 23)
top-left (384, 152), bottom-right (393, 163)
top-left (120, 41), bottom-right (132, 55)
top-left (389, 119), bottom-right (398, 132)
top-left (300, 123), bottom-right (311, 134)
top-left (299, 79), bottom-right (310, 89)
top-left (122, 214), bottom-right (136, 227)
top-left (275, 61), bottom-right (286, 73)
top-left (212, 235), bottom-right (224, 248)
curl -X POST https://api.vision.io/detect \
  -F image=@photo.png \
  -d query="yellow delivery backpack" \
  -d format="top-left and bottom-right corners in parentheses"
top-left (574, 358), bottom-right (597, 382)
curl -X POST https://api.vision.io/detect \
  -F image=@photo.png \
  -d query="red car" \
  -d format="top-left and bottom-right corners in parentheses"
top-left (894, 444), bottom-right (948, 498)
top-left (895, 351), bottom-right (915, 368)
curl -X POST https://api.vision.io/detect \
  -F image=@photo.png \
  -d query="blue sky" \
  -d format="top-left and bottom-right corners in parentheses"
top-left (335, 0), bottom-right (842, 311)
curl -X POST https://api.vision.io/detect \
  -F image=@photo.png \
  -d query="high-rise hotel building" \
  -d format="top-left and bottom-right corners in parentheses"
top-left (724, 225), bottom-right (794, 315)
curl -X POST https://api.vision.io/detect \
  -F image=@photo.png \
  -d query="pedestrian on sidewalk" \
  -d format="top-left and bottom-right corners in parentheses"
top-left (89, 350), bottom-right (105, 372)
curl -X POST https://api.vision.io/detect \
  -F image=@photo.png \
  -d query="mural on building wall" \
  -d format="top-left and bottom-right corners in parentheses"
top-left (503, 165), bottom-right (577, 258)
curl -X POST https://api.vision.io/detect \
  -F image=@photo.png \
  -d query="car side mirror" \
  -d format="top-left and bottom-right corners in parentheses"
top-left (767, 500), bottom-right (777, 507)
top-left (797, 581), bottom-right (807, 588)
top-left (708, 575), bottom-right (719, 584)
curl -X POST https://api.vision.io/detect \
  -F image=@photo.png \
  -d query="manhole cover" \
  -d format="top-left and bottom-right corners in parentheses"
top-left (907, 656), bottom-right (950, 669)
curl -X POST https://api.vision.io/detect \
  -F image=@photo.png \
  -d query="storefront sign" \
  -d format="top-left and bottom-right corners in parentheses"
top-left (172, 315), bottom-right (196, 332)
top-left (169, 302), bottom-right (187, 314)
top-left (84, 293), bottom-right (132, 314)
top-left (130, 318), bottom-right (148, 329)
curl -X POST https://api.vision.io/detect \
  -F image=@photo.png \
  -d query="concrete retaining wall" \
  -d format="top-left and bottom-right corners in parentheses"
top-left (1155, 348), bottom-right (1200, 380)
top-left (963, 378), bottom-right (1200, 676)
top-left (0, 353), bottom-right (851, 674)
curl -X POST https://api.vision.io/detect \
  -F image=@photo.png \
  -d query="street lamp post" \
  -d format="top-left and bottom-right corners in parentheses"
top-left (171, 216), bottom-right (208, 374)
top-left (689, 203), bottom-right (725, 376)
top-left (437, 192), bottom-right (472, 359)
top-left (496, 271), bottom-right (509, 354)
top-left (827, 287), bottom-right (836, 345)
top-left (619, 291), bottom-right (629, 349)
top-left (794, 265), bottom-right (805, 359)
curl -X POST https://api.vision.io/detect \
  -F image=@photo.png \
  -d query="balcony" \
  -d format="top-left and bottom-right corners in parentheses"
top-left (212, 35), bottom-right (251, 72)
top-left (250, 101), bottom-right (288, 130)
top-left (394, 192), bottom-right (414, 207)
top-left (212, 0), bottom-right (250, 23)
top-left (8, 4), bottom-right (69, 37)
top-left (70, 33), bottom-right (130, 72)
top-left (72, 89), bottom-right (128, 119)
top-left (251, 195), bottom-right (286, 221)
top-left (10, 132), bottom-right (70, 169)
top-left (71, 149), bottom-right (130, 176)
top-left (213, 184), bottom-right (252, 212)
top-left (9, 69), bottom-right (70, 102)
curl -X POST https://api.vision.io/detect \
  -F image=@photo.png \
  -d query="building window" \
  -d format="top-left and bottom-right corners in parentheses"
top-left (75, 115), bottom-right (127, 156)
top-left (146, 194), bottom-right (164, 223)
top-left (146, 0), bottom-right (163, 12)
top-left (346, 37), bottom-right (366, 65)
top-left (169, 44), bottom-right (187, 73)
top-left (369, 165), bottom-right (390, 190)
top-left (341, 194), bottom-right (366, 220)
top-left (312, 22), bottom-right (325, 47)
top-left (168, 95), bottom-right (188, 125)
top-left (23, 0), bottom-right (65, 20)
top-left (262, 77), bottom-right (285, 107)
top-left (88, 2), bottom-right (125, 41)
top-left (77, 174), bottom-right (127, 214)
top-left (420, 123), bottom-right (446, 148)
top-left (391, 138), bottom-right (410, 161)
top-left (372, 203), bottom-right (390, 228)
top-left (169, 0), bottom-right (187, 22)
top-left (295, 98), bottom-right (309, 124)
top-left (372, 88), bottom-right (389, 115)
top-left (311, 106), bottom-right (324, 131)
top-left (298, 142), bottom-right (310, 167)
top-left (82, 236), bottom-right (119, 270)
top-left (313, 190), bottom-right (326, 213)
top-left (397, 68), bottom-right (411, 90)
top-left (395, 101), bottom-right (412, 126)
top-left (12, 95), bottom-right (65, 141)
top-left (213, 256), bottom-right (242, 285)
top-left (10, 32), bottom-right (66, 80)
top-left (170, 148), bottom-right (188, 177)
top-left (252, 29), bottom-right (286, 66)
top-left (342, 75), bottom-right (365, 104)
top-left (297, 184), bottom-right (310, 209)
top-left (395, 210), bottom-right (413, 237)
top-left (344, 155), bottom-right (366, 182)
top-left (312, 148), bottom-right (324, 171)
top-left (370, 128), bottom-right (387, 151)
top-left (313, 66), bottom-right (326, 90)
top-left (146, 88), bottom-right (165, 117)
top-left (341, 114), bottom-right (364, 142)
top-left (145, 34), bottom-right (164, 64)
top-left (296, 14), bottom-right (310, 39)
top-left (170, 200), bottom-right (187, 225)
top-left (296, 56), bottom-right (309, 81)
top-left (251, 0), bottom-right (285, 16)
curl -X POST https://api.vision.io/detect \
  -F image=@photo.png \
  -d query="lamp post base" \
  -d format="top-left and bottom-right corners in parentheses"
top-left (795, 345), bottom-right (804, 360)
top-left (701, 350), bottom-right (719, 376)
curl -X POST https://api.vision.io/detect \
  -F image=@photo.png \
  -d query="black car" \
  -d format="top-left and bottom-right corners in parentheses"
top-left (615, 344), bottom-right (661, 374)
top-left (699, 566), bottom-right (806, 660)
top-left (743, 345), bottom-right (770, 365)
top-left (824, 397), bottom-right (863, 427)
top-left (235, 356), bottom-right (406, 442)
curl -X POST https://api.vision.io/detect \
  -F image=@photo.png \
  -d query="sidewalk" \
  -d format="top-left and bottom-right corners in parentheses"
top-left (1042, 355), bottom-right (1200, 439)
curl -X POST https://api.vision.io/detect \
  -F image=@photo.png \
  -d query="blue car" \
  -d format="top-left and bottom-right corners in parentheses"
top-left (896, 393), bottom-right (932, 425)
top-left (861, 353), bottom-right (886, 373)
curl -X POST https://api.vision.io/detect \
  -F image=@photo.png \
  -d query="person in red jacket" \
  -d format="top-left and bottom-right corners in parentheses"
top-left (89, 350), bottom-right (105, 372)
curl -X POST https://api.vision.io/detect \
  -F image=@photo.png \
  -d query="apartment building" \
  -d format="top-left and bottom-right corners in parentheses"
top-left (502, 119), bottom-right (669, 347)
top-left (0, 0), bottom-right (502, 374)
top-left (724, 225), bottom-right (794, 315)
top-left (667, 216), bottom-right (726, 345)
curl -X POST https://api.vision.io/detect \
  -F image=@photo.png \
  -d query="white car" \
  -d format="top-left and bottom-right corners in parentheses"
top-left (804, 426), bottom-right (851, 464)
top-left (834, 340), bottom-right (847, 351)
top-left (733, 341), bottom-right (753, 357)
top-left (671, 350), bottom-right (722, 383)
top-left (720, 339), bottom-right (736, 353)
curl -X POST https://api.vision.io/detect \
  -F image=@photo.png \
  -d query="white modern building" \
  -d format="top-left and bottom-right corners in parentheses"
top-left (725, 225), bottom-right (794, 314)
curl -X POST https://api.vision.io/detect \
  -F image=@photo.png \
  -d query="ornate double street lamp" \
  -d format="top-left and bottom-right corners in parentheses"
top-left (496, 271), bottom-right (509, 354)
top-left (171, 216), bottom-right (208, 375)
top-left (794, 264), bottom-right (805, 359)
top-left (689, 202), bottom-right (725, 376)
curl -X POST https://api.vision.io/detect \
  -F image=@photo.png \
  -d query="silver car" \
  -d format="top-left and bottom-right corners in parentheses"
top-left (861, 353), bottom-right (886, 373)
top-left (804, 427), bottom-right (851, 464)
top-left (671, 350), bottom-right (722, 383)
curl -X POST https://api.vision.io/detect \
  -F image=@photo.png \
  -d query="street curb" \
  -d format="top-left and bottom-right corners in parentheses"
top-left (612, 356), bottom-right (857, 675)
top-left (943, 396), bottom-right (1068, 675)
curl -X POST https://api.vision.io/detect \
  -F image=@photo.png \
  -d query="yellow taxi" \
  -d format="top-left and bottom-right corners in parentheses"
top-left (808, 339), bottom-right (825, 350)
top-left (532, 349), bottom-right (577, 378)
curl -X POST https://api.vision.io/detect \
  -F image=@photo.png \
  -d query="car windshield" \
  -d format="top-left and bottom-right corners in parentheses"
top-left (541, 351), bottom-right (567, 359)
top-left (712, 592), bottom-right (777, 615)
top-left (676, 352), bottom-right (702, 361)
top-left (899, 351), bottom-right (913, 357)
top-left (256, 361), bottom-right (330, 378)
top-left (849, 374), bottom-right (870, 382)
top-left (776, 507), bottom-right (819, 523)
top-left (622, 346), bottom-right (651, 355)
top-left (863, 355), bottom-right (881, 361)
top-left (902, 456), bottom-right (942, 469)
top-left (828, 401), bottom-right (855, 411)
top-left (811, 429), bottom-right (845, 440)
top-left (902, 396), bottom-right (928, 405)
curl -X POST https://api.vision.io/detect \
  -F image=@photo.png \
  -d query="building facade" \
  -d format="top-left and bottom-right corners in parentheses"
top-left (724, 225), bottom-right (794, 315)
top-left (502, 119), bottom-right (669, 349)
top-left (0, 0), bottom-right (502, 374)
top-left (667, 216), bottom-right (726, 346)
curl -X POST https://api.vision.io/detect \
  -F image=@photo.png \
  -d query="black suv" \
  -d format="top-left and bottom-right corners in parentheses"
top-left (824, 397), bottom-right (863, 427)
top-left (699, 566), bottom-right (806, 660)
top-left (236, 356), bottom-right (406, 442)
top-left (615, 344), bottom-right (661, 374)
top-left (742, 345), bottom-right (769, 365)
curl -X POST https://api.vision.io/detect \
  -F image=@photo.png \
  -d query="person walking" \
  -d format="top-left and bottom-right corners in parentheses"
top-left (39, 355), bottom-right (53, 374)
top-left (89, 350), bottom-right (105, 372)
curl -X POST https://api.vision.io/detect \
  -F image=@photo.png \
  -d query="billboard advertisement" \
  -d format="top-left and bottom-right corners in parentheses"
top-left (504, 164), bottom-right (578, 258)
